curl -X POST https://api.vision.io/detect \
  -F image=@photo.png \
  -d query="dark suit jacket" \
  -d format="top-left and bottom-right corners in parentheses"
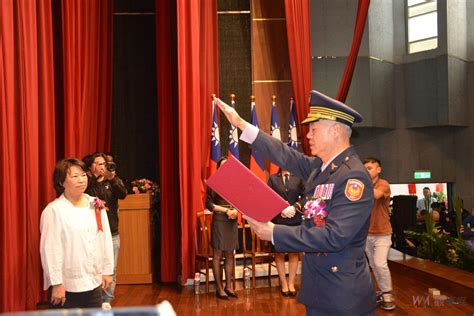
top-left (252, 131), bottom-right (376, 315)
top-left (268, 173), bottom-right (304, 225)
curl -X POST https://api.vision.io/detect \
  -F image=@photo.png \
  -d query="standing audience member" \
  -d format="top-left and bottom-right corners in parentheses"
top-left (416, 187), bottom-right (436, 213)
top-left (363, 158), bottom-right (396, 311)
top-left (215, 90), bottom-right (377, 315)
top-left (84, 152), bottom-right (127, 310)
top-left (268, 168), bottom-right (304, 297)
top-left (40, 158), bottom-right (114, 309)
top-left (206, 157), bottom-right (239, 300)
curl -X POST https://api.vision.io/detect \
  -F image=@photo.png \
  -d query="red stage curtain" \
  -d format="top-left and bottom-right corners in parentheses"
top-left (61, 0), bottom-right (113, 157)
top-left (199, 0), bottom-right (219, 196)
top-left (155, 0), bottom-right (180, 282)
top-left (285, 0), bottom-right (312, 154)
top-left (176, 0), bottom-right (219, 283)
top-left (0, 0), bottom-right (56, 312)
top-left (336, 0), bottom-right (370, 102)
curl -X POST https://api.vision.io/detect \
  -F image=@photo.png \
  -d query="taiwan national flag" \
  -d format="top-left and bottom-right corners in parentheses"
top-left (269, 98), bottom-right (281, 175)
top-left (228, 97), bottom-right (239, 159)
top-left (249, 99), bottom-right (266, 181)
top-left (209, 99), bottom-right (221, 175)
top-left (288, 98), bottom-right (299, 151)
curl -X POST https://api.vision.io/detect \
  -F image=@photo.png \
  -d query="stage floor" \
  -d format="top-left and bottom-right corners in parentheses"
top-left (114, 264), bottom-right (474, 315)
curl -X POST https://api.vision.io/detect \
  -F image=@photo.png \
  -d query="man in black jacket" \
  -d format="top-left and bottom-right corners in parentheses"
top-left (85, 152), bottom-right (127, 310)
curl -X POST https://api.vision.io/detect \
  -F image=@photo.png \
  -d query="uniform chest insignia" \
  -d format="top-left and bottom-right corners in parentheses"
top-left (313, 183), bottom-right (335, 200)
top-left (330, 163), bottom-right (337, 171)
top-left (345, 179), bottom-right (364, 201)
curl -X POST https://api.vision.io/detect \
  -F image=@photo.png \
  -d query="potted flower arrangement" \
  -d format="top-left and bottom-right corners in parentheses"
top-left (120, 179), bottom-right (160, 210)
top-left (130, 178), bottom-right (160, 195)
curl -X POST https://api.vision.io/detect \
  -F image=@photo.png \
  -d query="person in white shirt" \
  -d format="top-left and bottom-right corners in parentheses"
top-left (40, 158), bottom-right (114, 309)
top-left (416, 187), bottom-right (436, 213)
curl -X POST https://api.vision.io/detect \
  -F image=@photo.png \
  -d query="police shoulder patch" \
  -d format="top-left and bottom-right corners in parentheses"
top-left (344, 179), bottom-right (365, 201)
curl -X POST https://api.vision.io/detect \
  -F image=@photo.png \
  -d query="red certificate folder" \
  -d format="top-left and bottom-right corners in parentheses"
top-left (206, 155), bottom-right (289, 222)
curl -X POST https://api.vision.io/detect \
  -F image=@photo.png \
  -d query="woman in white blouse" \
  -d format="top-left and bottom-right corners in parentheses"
top-left (40, 158), bottom-right (114, 308)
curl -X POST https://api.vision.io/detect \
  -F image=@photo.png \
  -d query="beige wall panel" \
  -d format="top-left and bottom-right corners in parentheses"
top-left (250, 0), bottom-right (293, 142)
top-left (252, 0), bottom-right (285, 18)
top-left (252, 20), bottom-right (291, 80)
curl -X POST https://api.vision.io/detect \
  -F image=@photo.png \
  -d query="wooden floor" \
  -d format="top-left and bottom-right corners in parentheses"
top-left (114, 268), bottom-right (474, 315)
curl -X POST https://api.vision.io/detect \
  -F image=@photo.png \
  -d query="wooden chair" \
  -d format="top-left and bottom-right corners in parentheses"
top-left (195, 210), bottom-right (236, 293)
top-left (195, 210), bottom-right (213, 292)
top-left (241, 220), bottom-right (275, 288)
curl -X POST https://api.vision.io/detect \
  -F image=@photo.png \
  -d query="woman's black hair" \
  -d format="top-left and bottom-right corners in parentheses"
top-left (53, 158), bottom-right (87, 196)
top-left (83, 152), bottom-right (107, 169)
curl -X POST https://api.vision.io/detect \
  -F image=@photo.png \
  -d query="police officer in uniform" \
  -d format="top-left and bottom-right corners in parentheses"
top-left (215, 90), bottom-right (376, 315)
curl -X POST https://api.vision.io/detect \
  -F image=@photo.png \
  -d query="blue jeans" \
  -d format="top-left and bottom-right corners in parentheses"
top-left (103, 234), bottom-right (120, 303)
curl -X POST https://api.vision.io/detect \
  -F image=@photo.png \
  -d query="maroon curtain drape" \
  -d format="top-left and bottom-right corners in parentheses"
top-left (176, 0), bottom-right (218, 283)
top-left (156, 0), bottom-right (180, 282)
top-left (61, 0), bottom-right (113, 158)
top-left (336, 0), bottom-right (370, 102)
top-left (0, 0), bottom-right (56, 312)
top-left (284, 0), bottom-right (312, 154)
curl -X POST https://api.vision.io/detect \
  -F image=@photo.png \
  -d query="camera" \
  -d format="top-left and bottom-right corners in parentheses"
top-left (106, 162), bottom-right (117, 172)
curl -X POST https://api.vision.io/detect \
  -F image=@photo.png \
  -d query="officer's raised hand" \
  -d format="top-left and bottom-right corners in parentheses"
top-left (214, 97), bottom-right (248, 131)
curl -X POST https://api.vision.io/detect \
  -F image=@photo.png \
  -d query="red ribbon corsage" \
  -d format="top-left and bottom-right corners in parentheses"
top-left (92, 197), bottom-right (106, 232)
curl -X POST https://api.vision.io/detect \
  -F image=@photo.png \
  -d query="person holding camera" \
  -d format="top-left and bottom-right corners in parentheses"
top-left (84, 152), bottom-right (127, 310)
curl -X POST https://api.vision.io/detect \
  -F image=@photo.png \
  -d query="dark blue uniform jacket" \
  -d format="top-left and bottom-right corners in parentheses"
top-left (252, 131), bottom-right (376, 315)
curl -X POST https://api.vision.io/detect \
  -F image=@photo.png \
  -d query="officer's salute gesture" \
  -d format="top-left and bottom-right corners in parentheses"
top-left (214, 91), bottom-right (378, 315)
top-left (214, 96), bottom-right (276, 240)
top-left (214, 97), bottom-right (247, 131)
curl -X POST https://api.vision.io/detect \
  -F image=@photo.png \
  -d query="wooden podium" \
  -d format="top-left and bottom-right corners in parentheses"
top-left (116, 193), bottom-right (153, 284)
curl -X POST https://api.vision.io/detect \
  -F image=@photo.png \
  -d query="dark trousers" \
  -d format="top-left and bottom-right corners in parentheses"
top-left (48, 285), bottom-right (102, 309)
top-left (305, 306), bottom-right (375, 316)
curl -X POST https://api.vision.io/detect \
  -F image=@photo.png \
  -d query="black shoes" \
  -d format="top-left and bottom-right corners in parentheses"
top-left (224, 289), bottom-right (238, 298)
top-left (216, 289), bottom-right (237, 299)
top-left (281, 290), bottom-right (290, 297)
top-left (281, 287), bottom-right (297, 297)
top-left (216, 292), bottom-right (229, 300)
